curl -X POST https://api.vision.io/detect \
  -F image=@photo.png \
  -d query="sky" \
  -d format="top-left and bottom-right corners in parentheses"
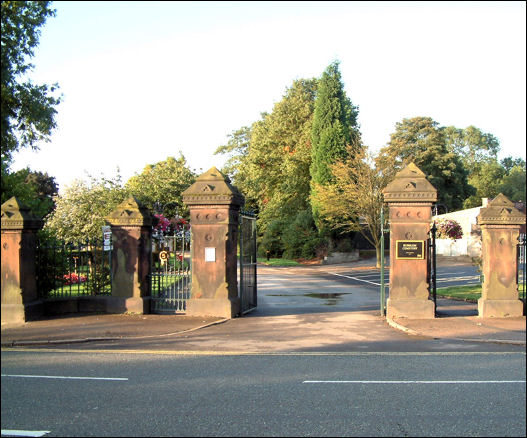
top-left (10, 1), bottom-right (527, 191)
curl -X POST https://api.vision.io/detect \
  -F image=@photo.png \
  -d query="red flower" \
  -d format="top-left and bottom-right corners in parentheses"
top-left (63, 273), bottom-right (87, 285)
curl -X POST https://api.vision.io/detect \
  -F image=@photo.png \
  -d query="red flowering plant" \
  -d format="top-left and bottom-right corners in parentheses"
top-left (152, 213), bottom-right (171, 240)
top-left (435, 219), bottom-right (463, 241)
top-left (171, 217), bottom-right (190, 242)
top-left (63, 272), bottom-right (87, 285)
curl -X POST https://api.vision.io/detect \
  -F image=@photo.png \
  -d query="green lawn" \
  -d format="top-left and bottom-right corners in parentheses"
top-left (436, 284), bottom-right (525, 302)
top-left (46, 283), bottom-right (111, 298)
top-left (257, 257), bottom-right (301, 267)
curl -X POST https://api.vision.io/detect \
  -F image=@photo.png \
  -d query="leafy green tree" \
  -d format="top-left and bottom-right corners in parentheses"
top-left (125, 154), bottom-right (196, 219)
top-left (310, 61), bottom-right (361, 231)
top-left (501, 156), bottom-right (526, 174)
top-left (443, 125), bottom-right (500, 169)
top-left (463, 158), bottom-right (526, 208)
top-left (315, 146), bottom-right (391, 267)
top-left (499, 164), bottom-right (526, 203)
top-left (1, 166), bottom-right (57, 218)
top-left (44, 174), bottom-right (129, 242)
top-left (214, 126), bottom-right (251, 182)
top-left (462, 160), bottom-right (506, 208)
top-left (1, 1), bottom-right (61, 167)
top-left (216, 78), bottom-right (319, 258)
top-left (281, 209), bottom-right (323, 260)
top-left (222, 78), bottom-right (318, 239)
top-left (378, 116), bottom-right (474, 211)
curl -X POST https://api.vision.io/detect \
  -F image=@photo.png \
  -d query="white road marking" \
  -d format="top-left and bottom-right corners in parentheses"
top-left (1, 374), bottom-right (127, 381)
top-left (1, 430), bottom-right (50, 437)
top-left (327, 272), bottom-right (382, 286)
top-left (304, 380), bottom-right (525, 384)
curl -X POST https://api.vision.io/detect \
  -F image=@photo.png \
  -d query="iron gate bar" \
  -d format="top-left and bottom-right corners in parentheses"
top-left (150, 224), bottom-right (191, 314)
top-left (518, 233), bottom-right (526, 302)
top-left (427, 221), bottom-right (437, 315)
top-left (239, 212), bottom-right (257, 315)
top-left (380, 206), bottom-right (386, 316)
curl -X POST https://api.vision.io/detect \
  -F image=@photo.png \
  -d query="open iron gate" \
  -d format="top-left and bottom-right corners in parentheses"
top-left (518, 233), bottom-right (526, 302)
top-left (239, 212), bottom-right (257, 315)
top-left (427, 221), bottom-right (437, 315)
top-left (150, 224), bottom-right (191, 314)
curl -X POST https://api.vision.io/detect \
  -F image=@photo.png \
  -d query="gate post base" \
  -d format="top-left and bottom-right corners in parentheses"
top-left (1, 303), bottom-right (26, 326)
top-left (185, 297), bottom-right (240, 319)
top-left (478, 299), bottom-right (523, 318)
top-left (106, 296), bottom-right (150, 314)
top-left (386, 298), bottom-right (435, 319)
top-left (1, 301), bottom-right (43, 326)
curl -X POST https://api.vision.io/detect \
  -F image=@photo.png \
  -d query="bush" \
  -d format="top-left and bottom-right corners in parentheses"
top-left (258, 219), bottom-right (286, 258)
top-left (282, 210), bottom-right (322, 260)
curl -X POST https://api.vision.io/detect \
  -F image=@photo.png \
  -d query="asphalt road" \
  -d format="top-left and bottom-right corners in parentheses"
top-left (256, 263), bottom-right (482, 317)
top-left (1, 350), bottom-right (525, 437)
top-left (323, 263), bottom-right (482, 291)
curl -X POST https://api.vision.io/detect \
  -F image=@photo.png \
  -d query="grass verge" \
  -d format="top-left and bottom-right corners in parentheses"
top-left (437, 284), bottom-right (525, 302)
top-left (257, 257), bottom-right (301, 267)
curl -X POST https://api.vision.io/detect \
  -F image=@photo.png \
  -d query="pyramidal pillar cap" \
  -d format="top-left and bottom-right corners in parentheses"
top-left (477, 193), bottom-right (526, 226)
top-left (182, 167), bottom-right (245, 207)
top-left (106, 196), bottom-right (152, 226)
top-left (382, 162), bottom-right (437, 203)
top-left (1, 196), bottom-right (42, 230)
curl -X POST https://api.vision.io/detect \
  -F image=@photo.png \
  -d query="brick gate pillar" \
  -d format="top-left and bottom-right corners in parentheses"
top-left (182, 167), bottom-right (244, 319)
top-left (382, 163), bottom-right (438, 319)
top-left (477, 193), bottom-right (525, 318)
top-left (106, 197), bottom-right (152, 314)
top-left (1, 197), bottom-right (43, 324)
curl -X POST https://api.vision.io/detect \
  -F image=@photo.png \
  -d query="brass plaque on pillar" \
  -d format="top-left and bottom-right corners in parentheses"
top-left (396, 240), bottom-right (425, 260)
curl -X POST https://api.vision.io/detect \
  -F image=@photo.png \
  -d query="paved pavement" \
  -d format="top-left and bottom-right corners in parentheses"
top-left (1, 258), bottom-right (525, 349)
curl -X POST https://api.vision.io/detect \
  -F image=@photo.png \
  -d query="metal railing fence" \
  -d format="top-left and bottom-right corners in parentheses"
top-left (36, 238), bottom-right (112, 299)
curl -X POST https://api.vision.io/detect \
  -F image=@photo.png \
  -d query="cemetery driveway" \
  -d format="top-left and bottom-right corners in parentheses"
top-left (1, 258), bottom-right (525, 351)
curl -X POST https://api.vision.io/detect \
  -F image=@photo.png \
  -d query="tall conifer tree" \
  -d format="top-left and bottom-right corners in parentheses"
top-left (310, 61), bottom-right (361, 231)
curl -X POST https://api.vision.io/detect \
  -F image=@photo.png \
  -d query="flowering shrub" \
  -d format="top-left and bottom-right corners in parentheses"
top-left (435, 219), bottom-right (463, 241)
top-left (63, 272), bottom-right (87, 285)
top-left (172, 217), bottom-right (188, 228)
top-left (154, 214), bottom-right (171, 234)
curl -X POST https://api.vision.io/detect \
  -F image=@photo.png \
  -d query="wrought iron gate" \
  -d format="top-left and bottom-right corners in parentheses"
top-left (150, 224), bottom-right (191, 313)
top-left (239, 212), bottom-right (257, 315)
top-left (427, 221), bottom-right (437, 315)
top-left (518, 233), bottom-right (526, 302)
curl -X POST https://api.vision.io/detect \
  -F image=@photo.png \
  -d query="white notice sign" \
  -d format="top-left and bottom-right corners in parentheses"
top-left (205, 247), bottom-right (216, 262)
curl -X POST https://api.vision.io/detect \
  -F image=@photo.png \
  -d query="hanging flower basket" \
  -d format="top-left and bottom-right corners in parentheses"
top-left (435, 219), bottom-right (463, 241)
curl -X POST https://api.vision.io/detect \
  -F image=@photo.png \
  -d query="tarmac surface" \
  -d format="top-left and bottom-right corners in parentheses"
top-left (1, 258), bottom-right (525, 350)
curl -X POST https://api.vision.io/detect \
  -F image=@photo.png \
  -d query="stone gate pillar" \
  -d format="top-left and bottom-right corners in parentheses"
top-left (382, 163), bottom-right (438, 319)
top-left (106, 197), bottom-right (152, 314)
top-left (1, 197), bottom-right (43, 324)
top-left (182, 167), bottom-right (244, 318)
top-left (477, 193), bottom-right (525, 318)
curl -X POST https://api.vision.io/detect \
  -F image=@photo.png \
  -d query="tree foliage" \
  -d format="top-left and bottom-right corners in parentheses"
top-left (463, 157), bottom-right (526, 208)
top-left (44, 174), bottom-right (129, 242)
top-left (443, 125), bottom-right (500, 169)
top-left (1, 166), bottom-right (58, 218)
top-left (214, 126), bottom-right (251, 182)
top-left (310, 61), bottom-right (361, 230)
top-left (1, 1), bottom-right (61, 166)
top-left (315, 146), bottom-right (391, 267)
top-left (499, 164), bottom-right (526, 203)
top-left (377, 116), bottom-right (474, 211)
top-left (219, 78), bottom-right (318, 229)
top-left (125, 154), bottom-right (196, 219)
